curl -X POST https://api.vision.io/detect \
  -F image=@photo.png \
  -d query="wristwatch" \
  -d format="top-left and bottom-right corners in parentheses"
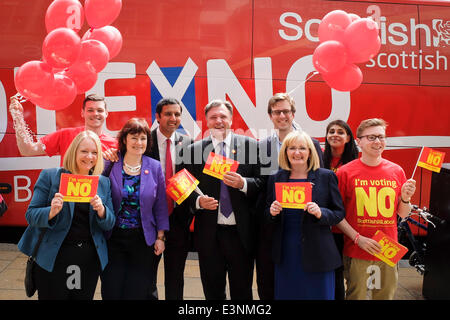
top-left (157, 235), bottom-right (166, 242)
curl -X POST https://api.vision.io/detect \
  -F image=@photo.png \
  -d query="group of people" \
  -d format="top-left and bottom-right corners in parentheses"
top-left (10, 92), bottom-right (416, 300)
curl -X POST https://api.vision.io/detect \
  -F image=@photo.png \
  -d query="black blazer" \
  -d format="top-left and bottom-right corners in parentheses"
top-left (266, 168), bottom-right (345, 272)
top-left (148, 129), bottom-right (194, 230)
top-left (183, 133), bottom-right (263, 255)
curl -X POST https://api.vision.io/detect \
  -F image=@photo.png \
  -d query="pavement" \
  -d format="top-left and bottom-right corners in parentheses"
top-left (0, 243), bottom-right (424, 300)
top-left (0, 242), bottom-right (424, 300)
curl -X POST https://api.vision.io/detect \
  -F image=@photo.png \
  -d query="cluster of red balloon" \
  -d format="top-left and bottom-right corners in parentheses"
top-left (14, 0), bottom-right (123, 111)
top-left (312, 10), bottom-right (381, 92)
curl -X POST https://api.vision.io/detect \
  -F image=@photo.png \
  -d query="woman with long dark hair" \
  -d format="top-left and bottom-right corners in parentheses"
top-left (323, 120), bottom-right (358, 173)
top-left (323, 119), bottom-right (358, 300)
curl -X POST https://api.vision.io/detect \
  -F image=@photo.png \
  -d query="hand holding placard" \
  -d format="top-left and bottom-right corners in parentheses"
top-left (166, 169), bottom-right (203, 205)
top-left (371, 230), bottom-right (408, 267)
top-left (90, 194), bottom-right (105, 218)
top-left (203, 152), bottom-right (239, 180)
top-left (275, 182), bottom-right (312, 209)
top-left (59, 173), bottom-right (99, 202)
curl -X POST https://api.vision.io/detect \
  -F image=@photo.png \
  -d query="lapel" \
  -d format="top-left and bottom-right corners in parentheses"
top-left (278, 169), bottom-right (290, 182)
top-left (150, 130), bottom-right (160, 161)
top-left (54, 168), bottom-right (75, 218)
top-left (307, 169), bottom-right (317, 203)
top-left (139, 156), bottom-right (149, 198)
top-left (68, 201), bottom-right (75, 219)
top-left (174, 131), bottom-right (182, 164)
top-left (308, 170), bottom-right (317, 202)
top-left (112, 155), bottom-right (124, 197)
top-left (266, 135), bottom-right (273, 158)
top-left (202, 136), bottom-right (214, 160)
top-left (230, 133), bottom-right (241, 162)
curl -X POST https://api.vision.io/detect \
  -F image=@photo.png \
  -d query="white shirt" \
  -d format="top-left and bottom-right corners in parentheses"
top-left (156, 127), bottom-right (176, 178)
top-left (196, 133), bottom-right (248, 225)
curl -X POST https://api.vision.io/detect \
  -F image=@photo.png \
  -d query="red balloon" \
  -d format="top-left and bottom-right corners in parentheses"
top-left (348, 13), bottom-right (361, 22)
top-left (343, 18), bottom-right (381, 63)
top-left (82, 26), bottom-right (122, 59)
top-left (42, 28), bottom-right (81, 69)
top-left (313, 40), bottom-right (348, 74)
top-left (38, 74), bottom-right (77, 111)
top-left (84, 0), bottom-right (122, 28)
top-left (63, 63), bottom-right (98, 94)
top-left (14, 61), bottom-right (54, 102)
top-left (318, 10), bottom-right (352, 43)
top-left (322, 64), bottom-right (363, 92)
top-left (45, 0), bottom-right (84, 33)
top-left (75, 40), bottom-right (110, 73)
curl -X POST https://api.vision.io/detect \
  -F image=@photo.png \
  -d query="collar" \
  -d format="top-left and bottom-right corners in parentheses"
top-left (156, 127), bottom-right (176, 146)
top-left (83, 126), bottom-right (106, 138)
top-left (271, 124), bottom-right (299, 146)
top-left (211, 132), bottom-right (232, 150)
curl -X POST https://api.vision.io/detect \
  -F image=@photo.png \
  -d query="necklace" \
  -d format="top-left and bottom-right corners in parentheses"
top-left (124, 161), bottom-right (141, 173)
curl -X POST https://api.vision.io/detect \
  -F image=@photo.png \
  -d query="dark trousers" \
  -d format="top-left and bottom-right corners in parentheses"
top-left (101, 227), bottom-right (157, 300)
top-left (163, 223), bottom-right (190, 300)
top-left (255, 222), bottom-right (275, 300)
top-left (35, 241), bottom-right (100, 300)
top-left (198, 225), bottom-right (253, 300)
top-left (333, 232), bottom-right (346, 300)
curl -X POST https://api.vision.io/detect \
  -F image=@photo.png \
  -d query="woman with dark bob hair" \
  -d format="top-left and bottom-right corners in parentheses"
top-left (101, 118), bottom-right (169, 300)
top-left (323, 119), bottom-right (358, 300)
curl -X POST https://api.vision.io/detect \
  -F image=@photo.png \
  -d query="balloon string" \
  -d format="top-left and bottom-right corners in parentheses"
top-left (13, 92), bottom-right (27, 103)
top-left (287, 71), bottom-right (319, 96)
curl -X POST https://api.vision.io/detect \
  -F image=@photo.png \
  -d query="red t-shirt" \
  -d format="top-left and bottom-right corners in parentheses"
top-left (336, 158), bottom-right (407, 261)
top-left (329, 156), bottom-right (341, 173)
top-left (40, 126), bottom-right (117, 165)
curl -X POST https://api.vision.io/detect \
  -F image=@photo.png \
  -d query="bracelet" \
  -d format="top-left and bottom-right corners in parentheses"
top-left (157, 235), bottom-right (166, 242)
top-left (400, 197), bottom-right (410, 204)
top-left (353, 233), bottom-right (360, 245)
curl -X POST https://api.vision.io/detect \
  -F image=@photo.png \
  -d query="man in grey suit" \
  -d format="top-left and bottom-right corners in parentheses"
top-left (183, 100), bottom-right (262, 300)
top-left (149, 98), bottom-right (193, 300)
top-left (256, 93), bottom-right (324, 299)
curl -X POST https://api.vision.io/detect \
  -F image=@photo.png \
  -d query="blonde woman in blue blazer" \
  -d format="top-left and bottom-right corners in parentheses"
top-left (18, 130), bottom-right (115, 300)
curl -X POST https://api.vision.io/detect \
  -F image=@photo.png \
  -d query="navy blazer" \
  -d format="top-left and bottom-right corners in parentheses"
top-left (18, 168), bottom-right (115, 272)
top-left (267, 168), bottom-right (345, 272)
top-left (256, 134), bottom-right (324, 226)
top-left (104, 154), bottom-right (169, 246)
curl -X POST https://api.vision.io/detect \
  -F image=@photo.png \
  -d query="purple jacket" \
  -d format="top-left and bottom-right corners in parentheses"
top-left (105, 154), bottom-right (169, 246)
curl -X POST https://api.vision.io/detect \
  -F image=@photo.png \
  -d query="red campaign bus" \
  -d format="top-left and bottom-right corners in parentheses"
top-left (0, 0), bottom-right (449, 238)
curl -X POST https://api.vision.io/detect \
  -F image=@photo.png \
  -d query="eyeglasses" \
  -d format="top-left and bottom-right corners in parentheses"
top-left (358, 135), bottom-right (386, 142)
top-left (271, 109), bottom-right (292, 116)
